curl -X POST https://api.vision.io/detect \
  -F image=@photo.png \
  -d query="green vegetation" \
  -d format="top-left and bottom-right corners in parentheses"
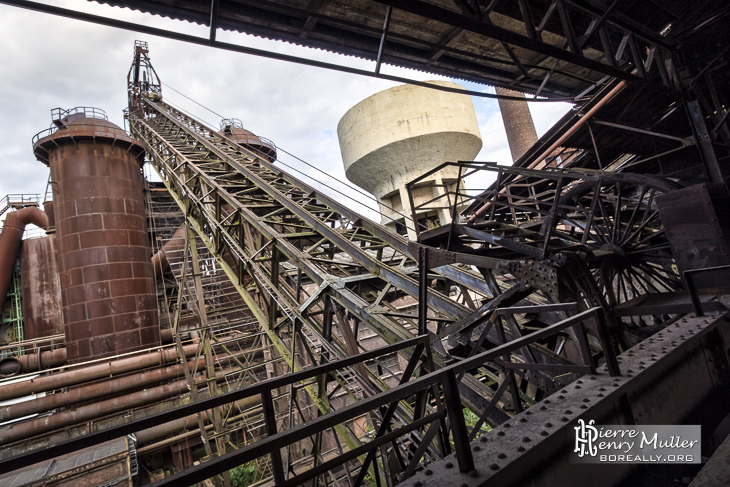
top-left (463, 407), bottom-right (491, 437)
top-left (229, 463), bottom-right (256, 487)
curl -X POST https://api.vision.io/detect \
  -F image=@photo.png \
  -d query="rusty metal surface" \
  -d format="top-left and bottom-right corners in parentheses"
top-left (33, 111), bottom-right (160, 364)
top-left (43, 201), bottom-right (55, 232)
top-left (0, 207), bottom-right (49, 314)
top-left (20, 236), bottom-right (63, 340)
top-left (0, 342), bottom-right (198, 402)
top-left (657, 183), bottom-right (730, 290)
top-left (0, 367), bottom-right (230, 446)
top-left (0, 356), bottom-right (205, 423)
top-left (219, 120), bottom-right (277, 162)
top-left (402, 309), bottom-right (730, 487)
top-left (689, 430), bottom-right (730, 487)
top-left (151, 224), bottom-right (185, 280)
top-left (0, 437), bottom-right (130, 487)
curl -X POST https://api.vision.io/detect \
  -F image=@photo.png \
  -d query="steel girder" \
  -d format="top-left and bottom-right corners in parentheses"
top-left (365, 0), bottom-right (682, 94)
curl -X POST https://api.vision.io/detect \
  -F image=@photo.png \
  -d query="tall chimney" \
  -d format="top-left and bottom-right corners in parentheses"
top-left (495, 87), bottom-right (539, 162)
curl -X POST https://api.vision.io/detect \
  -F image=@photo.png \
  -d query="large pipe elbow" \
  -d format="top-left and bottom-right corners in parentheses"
top-left (151, 225), bottom-right (186, 279)
top-left (0, 206), bottom-right (49, 312)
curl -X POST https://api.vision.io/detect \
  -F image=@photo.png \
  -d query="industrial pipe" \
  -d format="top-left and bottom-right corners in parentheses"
top-left (0, 207), bottom-right (48, 312)
top-left (151, 224), bottom-right (187, 279)
top-left (0, 329), bottom-right (179, 377)
top-left (0, 343), bottom-right (199, 402)
top-left (0, 358), bottom-right (21, 378)
top-left (0, 367), bottom-right (235, 446)
top-left (0, 341), bottom-right (260, 423)
top-left (10, 347), bottom-right (67, 373)
top-left (135, 395), bottom-right (262, 448)
top-left (0, 356), bottom-right (206, 423)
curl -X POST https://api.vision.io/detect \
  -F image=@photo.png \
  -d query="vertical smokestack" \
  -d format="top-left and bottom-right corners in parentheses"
top-left (495, 87), bottom-right (539, 162)
top-left (33, 108), bottom-right (160, 364)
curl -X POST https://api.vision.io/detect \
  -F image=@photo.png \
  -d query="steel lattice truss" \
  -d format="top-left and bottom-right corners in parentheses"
top-left (122, 88), bottom-right (622, 484)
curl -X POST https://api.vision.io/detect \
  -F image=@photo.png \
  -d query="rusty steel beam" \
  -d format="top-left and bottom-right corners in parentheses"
top-left (402, 309), bottom-right (730, 487)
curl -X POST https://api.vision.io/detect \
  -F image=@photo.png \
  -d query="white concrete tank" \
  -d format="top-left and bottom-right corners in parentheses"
top-left (337, 81), bottom-right (482, 238)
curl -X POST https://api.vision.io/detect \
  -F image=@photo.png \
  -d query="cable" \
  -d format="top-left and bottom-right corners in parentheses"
top-left (160, 85), bottom-right (430, 230)
top-left (162, 82), bottom-right (226, 120)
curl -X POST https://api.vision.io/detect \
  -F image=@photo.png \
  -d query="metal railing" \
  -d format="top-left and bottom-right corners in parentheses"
top-left (32, 106), bottom-right (109, 145)
top-left (0, 307), bottom-right (619, 486)
top-left (684, 265), bottom-right (730, 316)
top-left (0, 194), bottom-right (42, 218)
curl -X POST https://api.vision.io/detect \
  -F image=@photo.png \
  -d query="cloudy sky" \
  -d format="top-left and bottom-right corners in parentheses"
top-left (0, 0), bottom-right (572, 222)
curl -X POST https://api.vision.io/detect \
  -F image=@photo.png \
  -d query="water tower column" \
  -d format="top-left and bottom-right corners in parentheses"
top-left (338, 81), bottom-right (483, 239)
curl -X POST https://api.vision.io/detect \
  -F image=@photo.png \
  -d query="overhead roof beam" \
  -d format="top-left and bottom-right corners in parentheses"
top-left (371, 0), bottom-right (670, 88)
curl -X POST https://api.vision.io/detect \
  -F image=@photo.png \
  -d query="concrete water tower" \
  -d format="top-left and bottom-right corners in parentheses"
top-left (338, 81), bottom-right (482, 239)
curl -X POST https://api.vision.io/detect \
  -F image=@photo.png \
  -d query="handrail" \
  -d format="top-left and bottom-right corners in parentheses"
top-left (0, 194), bottom-right (42, 217)
top-left (31, 106), bottom-right (109, 145)
top-left (0, 307), bottom-right (620, 483)
top-left (684, 265), bottom-right (730, 317)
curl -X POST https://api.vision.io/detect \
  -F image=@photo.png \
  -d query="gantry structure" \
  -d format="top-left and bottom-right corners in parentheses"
top-left (1, 1), bottom-right (730, 486)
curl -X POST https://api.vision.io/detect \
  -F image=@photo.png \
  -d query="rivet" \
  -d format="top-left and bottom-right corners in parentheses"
top-left (564, 410), bottom-right (573, 414)
top-left (445, 462), bottom-right (454, 469)
top-left (479, 436), bottom-right (488, 443)
top-left (425, 469), bottom-right (433, 476)
top-left (497, 431), bottom-right (506, 436)
top-left (473, 446), bottom-right (481, 452)
top-left (517, 446), bottom-right (526, 452)
top-left (522, 437), bottom-right (531, 443)
top-left (541, 431), bottom-right (549, 436)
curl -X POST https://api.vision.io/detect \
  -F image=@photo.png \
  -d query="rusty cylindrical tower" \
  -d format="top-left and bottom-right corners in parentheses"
top-left (33, 107), bottom-right (160, 364)
top-left (219, 118), bottom-right (277, 162)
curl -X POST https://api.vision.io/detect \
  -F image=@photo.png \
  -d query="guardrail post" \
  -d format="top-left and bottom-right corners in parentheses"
top-left (261, 389), bottom-right (285, 484)
top-left (418, 246), bottom-right (428, 335)
top-left (442, 370), bottom-right (475, 473)
top-left (593, 308), bottom-right (620, 376)
top-left (684, 266), bottom-right (730, 317)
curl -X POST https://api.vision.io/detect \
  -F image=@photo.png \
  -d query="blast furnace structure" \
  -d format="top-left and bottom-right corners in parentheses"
top-left (0, 0), bottom-right (730, 486)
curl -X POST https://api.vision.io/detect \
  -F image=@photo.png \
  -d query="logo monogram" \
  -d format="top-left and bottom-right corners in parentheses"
top-left (574, 419), bottom-right (599, 457)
